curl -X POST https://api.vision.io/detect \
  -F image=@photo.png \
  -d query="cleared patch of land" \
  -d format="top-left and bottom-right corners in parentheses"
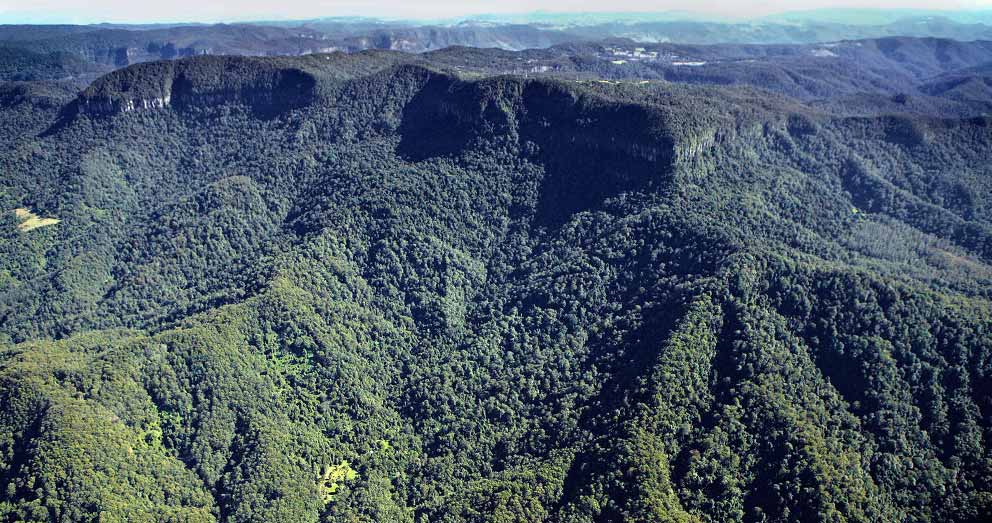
top-left (14, 208), bottom-right (60, 231)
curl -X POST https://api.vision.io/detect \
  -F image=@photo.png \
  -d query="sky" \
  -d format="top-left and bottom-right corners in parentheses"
top-left (0, 0), bottom-right (991, 24)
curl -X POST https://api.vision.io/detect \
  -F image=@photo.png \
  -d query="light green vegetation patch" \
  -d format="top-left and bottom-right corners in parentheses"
top-left (319, 461), bottom-right (358, 503)
top-left (14, 208), bottom-right (60, 231)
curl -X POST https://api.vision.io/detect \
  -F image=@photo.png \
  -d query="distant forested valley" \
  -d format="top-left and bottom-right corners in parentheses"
top-left (0, 16), bottom-right (991, 523)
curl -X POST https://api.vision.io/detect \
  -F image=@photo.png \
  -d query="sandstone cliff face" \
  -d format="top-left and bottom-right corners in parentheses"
top-left (79, 94), bottom-right (172, 114)
top-left (75, 56), bottom-right (318, 117)
top-left (388, 67), bottom-right (685, 225)
top-left (70, 42), bottom-right (204, 68)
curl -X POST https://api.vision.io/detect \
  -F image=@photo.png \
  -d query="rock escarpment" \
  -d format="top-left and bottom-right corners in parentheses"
top-left (75, 56), bottom-right (319, 117)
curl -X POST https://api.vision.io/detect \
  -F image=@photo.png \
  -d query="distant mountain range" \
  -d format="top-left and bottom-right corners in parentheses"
top-left (759, 8), bottom-right (992, 26)
top-left (2, 8), bottom-right (992, 76)
top-left (4, 29), bottom-right (992, 119)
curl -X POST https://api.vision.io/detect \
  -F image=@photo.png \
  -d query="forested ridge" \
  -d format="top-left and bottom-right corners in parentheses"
top-left (0, 48), bottom-right (991, 523)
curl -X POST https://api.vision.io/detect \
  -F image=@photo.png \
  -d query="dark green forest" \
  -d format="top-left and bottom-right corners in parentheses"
top-left (0, 45), bottom-right (991, 523)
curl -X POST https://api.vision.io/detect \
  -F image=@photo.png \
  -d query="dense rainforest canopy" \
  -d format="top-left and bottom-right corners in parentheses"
top-left (0, 40), bottom-right (991, 523)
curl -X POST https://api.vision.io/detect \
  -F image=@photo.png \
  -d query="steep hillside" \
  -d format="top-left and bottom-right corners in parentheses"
top-left (0, 53), bottom-right (991, 523)
top-left (0, 46), bottom-right (109, 82)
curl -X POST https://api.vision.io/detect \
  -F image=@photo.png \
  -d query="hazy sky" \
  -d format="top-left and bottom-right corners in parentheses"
top-left (1, 0), bottom-right (991, 24)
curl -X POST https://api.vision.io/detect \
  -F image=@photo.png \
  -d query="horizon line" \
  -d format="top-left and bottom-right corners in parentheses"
top-left (2, 6), bottom-right (992, 27)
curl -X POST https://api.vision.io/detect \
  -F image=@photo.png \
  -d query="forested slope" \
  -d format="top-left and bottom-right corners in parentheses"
top-left (0, 53), bottom-right (990, 522)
